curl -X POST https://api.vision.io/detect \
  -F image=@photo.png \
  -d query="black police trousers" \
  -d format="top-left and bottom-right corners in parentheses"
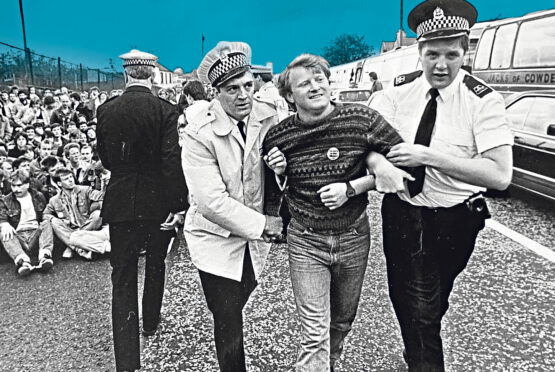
top-left (109, 220), bottom-right (173, 372)
top-left (198, 247), bottom-right (257, 372)
top-left (381, 193), bottom-right (486, 372)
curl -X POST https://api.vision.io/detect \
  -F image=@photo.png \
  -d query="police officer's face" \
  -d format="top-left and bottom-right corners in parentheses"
top-left (286, 66), bottom-right (331, 115)
top-left (419, 37), bottom-right (466, 90)
top-left (217, 72), bottom-right (254, 121)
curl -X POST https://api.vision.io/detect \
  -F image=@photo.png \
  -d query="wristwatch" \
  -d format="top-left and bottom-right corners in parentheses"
top-left (345, 181), bottom-right (356, 198)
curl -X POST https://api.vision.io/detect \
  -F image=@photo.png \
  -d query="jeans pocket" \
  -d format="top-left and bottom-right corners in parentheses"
top-left (350, 221), bottom-right (370, 237)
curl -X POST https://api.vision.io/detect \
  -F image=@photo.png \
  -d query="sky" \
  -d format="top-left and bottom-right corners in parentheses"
top-left (1, 0), bottom-right (554, 74)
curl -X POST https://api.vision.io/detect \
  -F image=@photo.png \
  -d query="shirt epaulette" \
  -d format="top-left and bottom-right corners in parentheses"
top-left (185, 108), bottom-right (215, 134)
top-left (463, 75), bottom-right (493, 98)
top-left (394, 70), bottom-right (423, 86)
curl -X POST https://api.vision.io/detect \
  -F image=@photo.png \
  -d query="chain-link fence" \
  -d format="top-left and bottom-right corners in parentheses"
top-left (0, 41), bottom-right (124, 92)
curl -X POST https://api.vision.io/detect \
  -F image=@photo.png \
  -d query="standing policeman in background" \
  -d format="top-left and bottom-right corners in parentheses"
top-left (369, 0), bottom-right (513, 370)
top-left (96, 49), bottom-right (187, 372)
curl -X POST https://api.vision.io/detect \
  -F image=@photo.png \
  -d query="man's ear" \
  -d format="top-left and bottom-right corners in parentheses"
top-left (285, 91), bottom-right (295, 105)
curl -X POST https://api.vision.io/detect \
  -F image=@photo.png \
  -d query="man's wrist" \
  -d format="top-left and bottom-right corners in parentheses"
top-left (345, 181), bottom-right (356, 198)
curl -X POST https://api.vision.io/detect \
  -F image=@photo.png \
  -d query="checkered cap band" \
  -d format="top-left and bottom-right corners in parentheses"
top-left (122, 59), bottom-right (156, 67)
top-left (208, 53), bottom-right (248, 85)
top-left (417, 16), bottom-right (469, 38)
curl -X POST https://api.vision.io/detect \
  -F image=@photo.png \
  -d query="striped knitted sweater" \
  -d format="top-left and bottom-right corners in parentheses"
top-left (263, 103), bottom-right (403, 231)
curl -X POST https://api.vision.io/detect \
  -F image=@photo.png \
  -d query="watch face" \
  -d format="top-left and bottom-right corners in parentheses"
top-left (346, 183), bottom-right (356, 197)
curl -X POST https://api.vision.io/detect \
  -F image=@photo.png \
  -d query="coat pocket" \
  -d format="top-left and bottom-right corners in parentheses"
top-left (191, 210), bottom-right (231, 238)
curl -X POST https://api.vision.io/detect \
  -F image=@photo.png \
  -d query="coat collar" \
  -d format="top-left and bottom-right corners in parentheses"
top-left (124, 85), bottom-right (153, 95)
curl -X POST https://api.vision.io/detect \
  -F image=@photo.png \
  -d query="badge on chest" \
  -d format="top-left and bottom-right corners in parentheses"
top-left (327, 147), bottom-right (340, 161)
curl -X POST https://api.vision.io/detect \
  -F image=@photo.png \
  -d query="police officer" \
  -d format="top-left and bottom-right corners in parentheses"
top-left (369, 0), bottom-right (513, 370)
top-left (96, 49), bottom-right (187, 372)
top-left (181, 41), bottom-right (283, 372)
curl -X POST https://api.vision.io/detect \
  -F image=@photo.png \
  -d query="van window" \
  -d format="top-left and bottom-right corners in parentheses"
top-left (491, 24), bottom-right (518, 69)
top-left (514, 16), bottom-right (555, 68)
top-left (506, 96), bottom-right (533, 131)
top-left (474, 28), bottom-right (495, 70)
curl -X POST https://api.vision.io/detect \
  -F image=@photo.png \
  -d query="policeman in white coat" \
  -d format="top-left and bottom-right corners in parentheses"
top-left (181, 41), bottom-right (283, 372)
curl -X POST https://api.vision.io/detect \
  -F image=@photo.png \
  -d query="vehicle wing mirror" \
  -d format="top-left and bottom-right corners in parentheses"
top-left (548, 124), bottom-right (555, 136)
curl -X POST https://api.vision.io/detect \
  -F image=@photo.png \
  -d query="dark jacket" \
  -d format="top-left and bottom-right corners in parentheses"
top-left (0, 189), bottom-right (47, 228)
top-left (96, 85), bottom-right (187, 223)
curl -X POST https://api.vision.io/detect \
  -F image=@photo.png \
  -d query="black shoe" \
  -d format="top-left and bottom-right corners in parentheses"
top-left (142, 319), bottom-right (160, 337)
top-left (142, 326), bottom-right (158, 337)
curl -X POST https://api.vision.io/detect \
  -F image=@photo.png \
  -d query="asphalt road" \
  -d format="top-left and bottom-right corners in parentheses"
top-left (1, 190), bottom-right (553, 371)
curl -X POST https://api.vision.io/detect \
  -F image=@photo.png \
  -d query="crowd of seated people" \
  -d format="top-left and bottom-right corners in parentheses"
top-left (0, 85), bottom-right (114, 277)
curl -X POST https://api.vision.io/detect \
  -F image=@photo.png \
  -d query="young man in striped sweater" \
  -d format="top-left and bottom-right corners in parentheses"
top-left (263, 54), bottom-right (411, 371)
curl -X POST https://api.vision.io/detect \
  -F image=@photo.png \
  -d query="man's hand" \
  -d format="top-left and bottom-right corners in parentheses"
top-left (263, 147), bottom-right (287, 175)
top-left (1, 223), bottom-right (16, 242)
top-left (317, 183), bottom-right (348, 210)
top-left (386, 143), bottom-right (430, 167)
top-left (262, 215), bottom-right (283, 242)
top-left (367, 152), bottom-right (414, 193)
top-left (160, 212), bottom-right (184, 231)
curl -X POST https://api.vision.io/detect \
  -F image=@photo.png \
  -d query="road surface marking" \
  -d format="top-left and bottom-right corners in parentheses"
top-left (486, 219), bottom-right (555, 263)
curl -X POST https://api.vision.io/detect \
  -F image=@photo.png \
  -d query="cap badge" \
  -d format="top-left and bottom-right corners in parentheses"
top-left (327, 147), bottom-right (340, 161)
top-left (395, 75), bottom-right (406, 85)
top-left (433, 7), bottom-right (445, 20)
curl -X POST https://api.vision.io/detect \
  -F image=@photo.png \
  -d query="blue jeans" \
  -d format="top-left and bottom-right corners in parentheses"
top-left (287, 213), bottom-right (370, 372)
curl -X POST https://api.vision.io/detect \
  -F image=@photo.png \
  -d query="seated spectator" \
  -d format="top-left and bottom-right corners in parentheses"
top-left (0, 149), bottom-right (7, 164)
top-left (0, 169), bottom-right (54, 276)
top-left (77, 145), bottom-right (95, 186)
top-left (33, 121), bottom-right (45, 142)
top-left (13, 155), bottom-right (42, 191)
top-left (24, 125), bottom-right (40, 147)
top-left (43, 167), bottom-right (106, 260)
top-left (8, 132), bottom-right (28, 158)
top-left (50, 94), bottom-right (78, 127)
top-left (50, 123), bottom-right (67, 156)
top-left (0, 159), bottom-right (13, 195)
top-left (30, 139), bottom-right (53, 177)
top-left (79, 121), bottom-right (88, 133)
top-left (42, 96), bottom-right (57, 126)
top-left (38, 155), bottom-right (62, 201)
top-left (63, 142), bottom-right (83, 178)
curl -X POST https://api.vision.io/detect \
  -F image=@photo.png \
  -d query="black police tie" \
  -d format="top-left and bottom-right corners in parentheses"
top-left (237, 120), bottom-right (247, 142)
top-left (408, 88), bottom-right (440, 197)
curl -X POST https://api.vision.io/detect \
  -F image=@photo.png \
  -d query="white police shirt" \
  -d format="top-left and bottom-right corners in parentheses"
top-left (370, 70), bottom-right (513, 208)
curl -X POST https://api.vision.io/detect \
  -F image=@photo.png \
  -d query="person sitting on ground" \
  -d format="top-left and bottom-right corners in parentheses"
top-left (0, 159), bottom-right (13, 195)
top-left (37, 155), bottom-right (62, 201)
top-left (29, 139), bottom-right (53, 177)
top-left (8, 132), bottom-right (28, 159)
top-left (13, 155), bottom-right (42, 191)
top-left (43, 167), bottom-right (105, 260)
top-left (63, 142), bottom-right (83, 179)
top-left (0, 169), bottom-right (54, 276)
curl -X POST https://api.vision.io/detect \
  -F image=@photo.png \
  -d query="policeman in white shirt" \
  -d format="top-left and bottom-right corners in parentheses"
top-left (369, 0), bottom-right (513, 370)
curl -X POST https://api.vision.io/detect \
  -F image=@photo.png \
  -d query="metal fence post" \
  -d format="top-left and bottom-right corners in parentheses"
top-left (26, 48), bottom-right (34, 85)
top-left (97, 69), bottom-right (100, 88)
top-left (57, 57), bottom-right (62, 88)
top-left (80, 64), bottom-right (84, 91)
